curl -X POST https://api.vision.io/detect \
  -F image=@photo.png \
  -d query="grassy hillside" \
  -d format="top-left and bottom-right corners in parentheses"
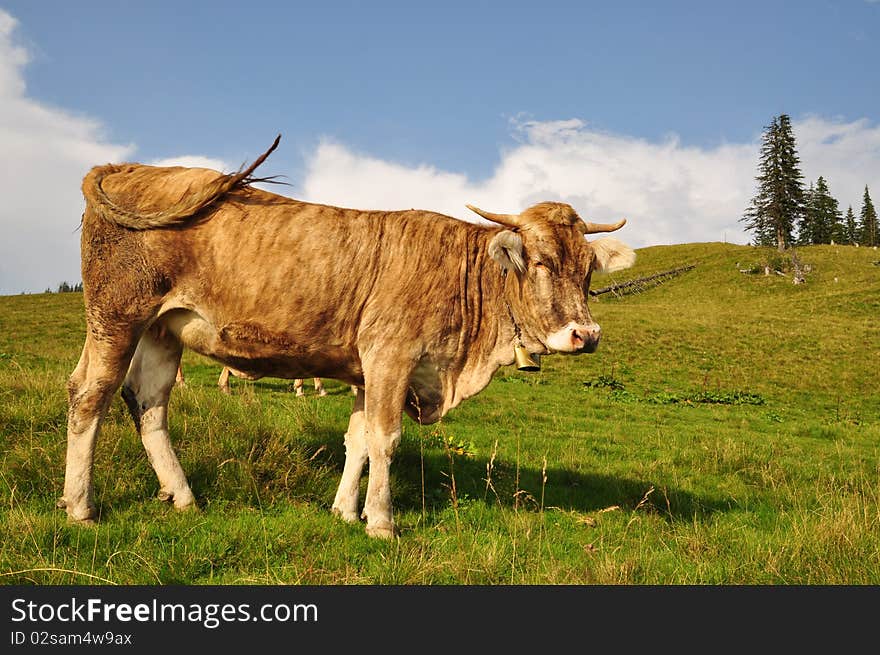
top-left (1, 242), bottom-right (878, 584)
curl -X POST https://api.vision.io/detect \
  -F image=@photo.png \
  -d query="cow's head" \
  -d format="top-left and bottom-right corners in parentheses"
top-left (468, 201), bottom-right (635, 355)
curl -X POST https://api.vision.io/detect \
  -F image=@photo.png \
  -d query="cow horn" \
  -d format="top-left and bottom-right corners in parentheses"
top-left (581, 218), bottom-right (627, 234)
top-left (466, 204), bottom-right (521, 228)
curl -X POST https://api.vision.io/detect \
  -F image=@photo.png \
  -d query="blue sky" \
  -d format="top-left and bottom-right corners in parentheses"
top-left (1, 1), bottom-right (879, 293)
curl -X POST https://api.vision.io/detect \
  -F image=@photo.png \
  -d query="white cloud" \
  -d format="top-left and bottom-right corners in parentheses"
top-left (2, 7), bottom-right (878, 294)
top-left (149, 155), bottom-right (229, 170)
top-left (796, 116), bottom-right (880, 211)
top-left (0, 10), bottom-right (134, 295)
top-left (0, 11), bottom-right (231, 295)
top-left (301, 117), bottom-right (880, 250)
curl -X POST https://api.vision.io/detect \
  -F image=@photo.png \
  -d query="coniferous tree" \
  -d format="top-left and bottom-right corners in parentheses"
top-left (859, 185), bottom-right (878, 247)
top-left (742, 196), bottom-right (775, 246)
top-left (53, 281), bottom-right (83, 293)
top-left (817, 177), bottom-right (841, 243)
top-left (798, 182), bottom-right (816, 245)
top-left (798, 177), bottom-right (841, 244)
top-left (843, 206), bottom-right (858, 245)
top-left (741, 114), bottom-right (805, 250)
top-left (741, 120), bottom-right (775, 248)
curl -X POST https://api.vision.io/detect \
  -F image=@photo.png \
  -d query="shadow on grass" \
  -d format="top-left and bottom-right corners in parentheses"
top-left (139, 424), bottom-right (736, 524)
top-left (67, 410), bottom-right (736, 530)
top-left (388, 442), bottom-right (734, 521)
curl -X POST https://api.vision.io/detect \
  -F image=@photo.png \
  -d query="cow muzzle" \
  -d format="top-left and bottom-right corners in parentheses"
top-left (546, 322), bottom-right (601, 354)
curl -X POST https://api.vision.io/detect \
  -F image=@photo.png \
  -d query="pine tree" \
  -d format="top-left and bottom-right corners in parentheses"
top-left (812, 176), bottom-right (841, 244)
top-left (859, 185), bottom-right (878, 247)
top-left (798, 182), bottom-right (816, 246)
top-left (843, 206), bottom-right (858, 245)
top-left (798, 177), bottom-right (843, 245)
top-left (741, 114), bottom-right (805, 251)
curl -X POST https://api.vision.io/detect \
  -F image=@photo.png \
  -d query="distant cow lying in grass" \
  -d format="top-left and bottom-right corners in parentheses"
top-left (61, 135), bottom-right (634, 538)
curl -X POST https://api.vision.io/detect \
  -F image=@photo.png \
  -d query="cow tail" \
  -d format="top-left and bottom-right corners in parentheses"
top-left (82, 134), bottom-right (281, 230)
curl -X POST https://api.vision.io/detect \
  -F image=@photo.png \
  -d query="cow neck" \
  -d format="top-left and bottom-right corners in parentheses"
top-left (500, 269), bottom-right (541, 371)
top-left (501, 270), bottom-right (524, 344)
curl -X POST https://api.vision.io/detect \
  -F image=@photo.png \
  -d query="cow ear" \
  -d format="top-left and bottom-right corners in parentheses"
top-left (488, 230), bottom-right (525, 273)
top-left (591, 237), bottom-right (636, 273)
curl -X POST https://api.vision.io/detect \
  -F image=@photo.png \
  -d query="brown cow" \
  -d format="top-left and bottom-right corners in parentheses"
top-left (60, 136), bottom-right (634, 538)
top-left (217, 365), bottom-right (327, 396)
top-left (176, 363), bottom-right (347, 395)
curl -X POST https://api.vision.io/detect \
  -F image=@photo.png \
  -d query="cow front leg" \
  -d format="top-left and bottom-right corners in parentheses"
top-left (331, 387), bottom-right (366, 522)
top-left (361, 367), bottom-right (409, 539)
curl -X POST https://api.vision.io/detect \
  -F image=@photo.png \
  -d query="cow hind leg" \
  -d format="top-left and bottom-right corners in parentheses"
top-left (61, 332), bottom-right (137, 522)
top-left (314, 378), bottom-right (328, 397)
top-left (121, 325), bottom-right (195, 511)
top-left (331, 388), bottom-right (367, 522)
top-left (218, 366), bottom-right (231, 394)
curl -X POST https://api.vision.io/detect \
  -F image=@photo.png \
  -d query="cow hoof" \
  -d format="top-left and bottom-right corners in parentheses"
top-left (317, 390), bottom-right (328, 397)
top-left (65, 506), bottom-right (98, 524)
top-left (56, 497), bottom-right (67, 509)
top-left (365, 522), bottom-right (399, 540)
top-left (157, 490), bottom-right (197, 511)
top-left (69, 516), bottom-right (97, 526)
top-left (331, 506), bottom-right (360, 523)
top-left (174, 492), bottom-right (197, 511)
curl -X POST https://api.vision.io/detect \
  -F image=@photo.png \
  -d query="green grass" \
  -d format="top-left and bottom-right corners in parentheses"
top-left (1, 242), bottom-right (879, 584)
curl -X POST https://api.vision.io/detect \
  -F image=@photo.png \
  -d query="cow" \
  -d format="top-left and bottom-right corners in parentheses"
top-left (175, 364), bottom-right (328, 395)
top-left (60, 135), bottom-right (635, 538)
top-left (216, 365), bottom-right (327, 397)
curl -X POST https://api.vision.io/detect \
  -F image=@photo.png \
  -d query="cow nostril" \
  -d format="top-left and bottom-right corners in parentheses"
top-left (573, 327), bottom-right (600, 344)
